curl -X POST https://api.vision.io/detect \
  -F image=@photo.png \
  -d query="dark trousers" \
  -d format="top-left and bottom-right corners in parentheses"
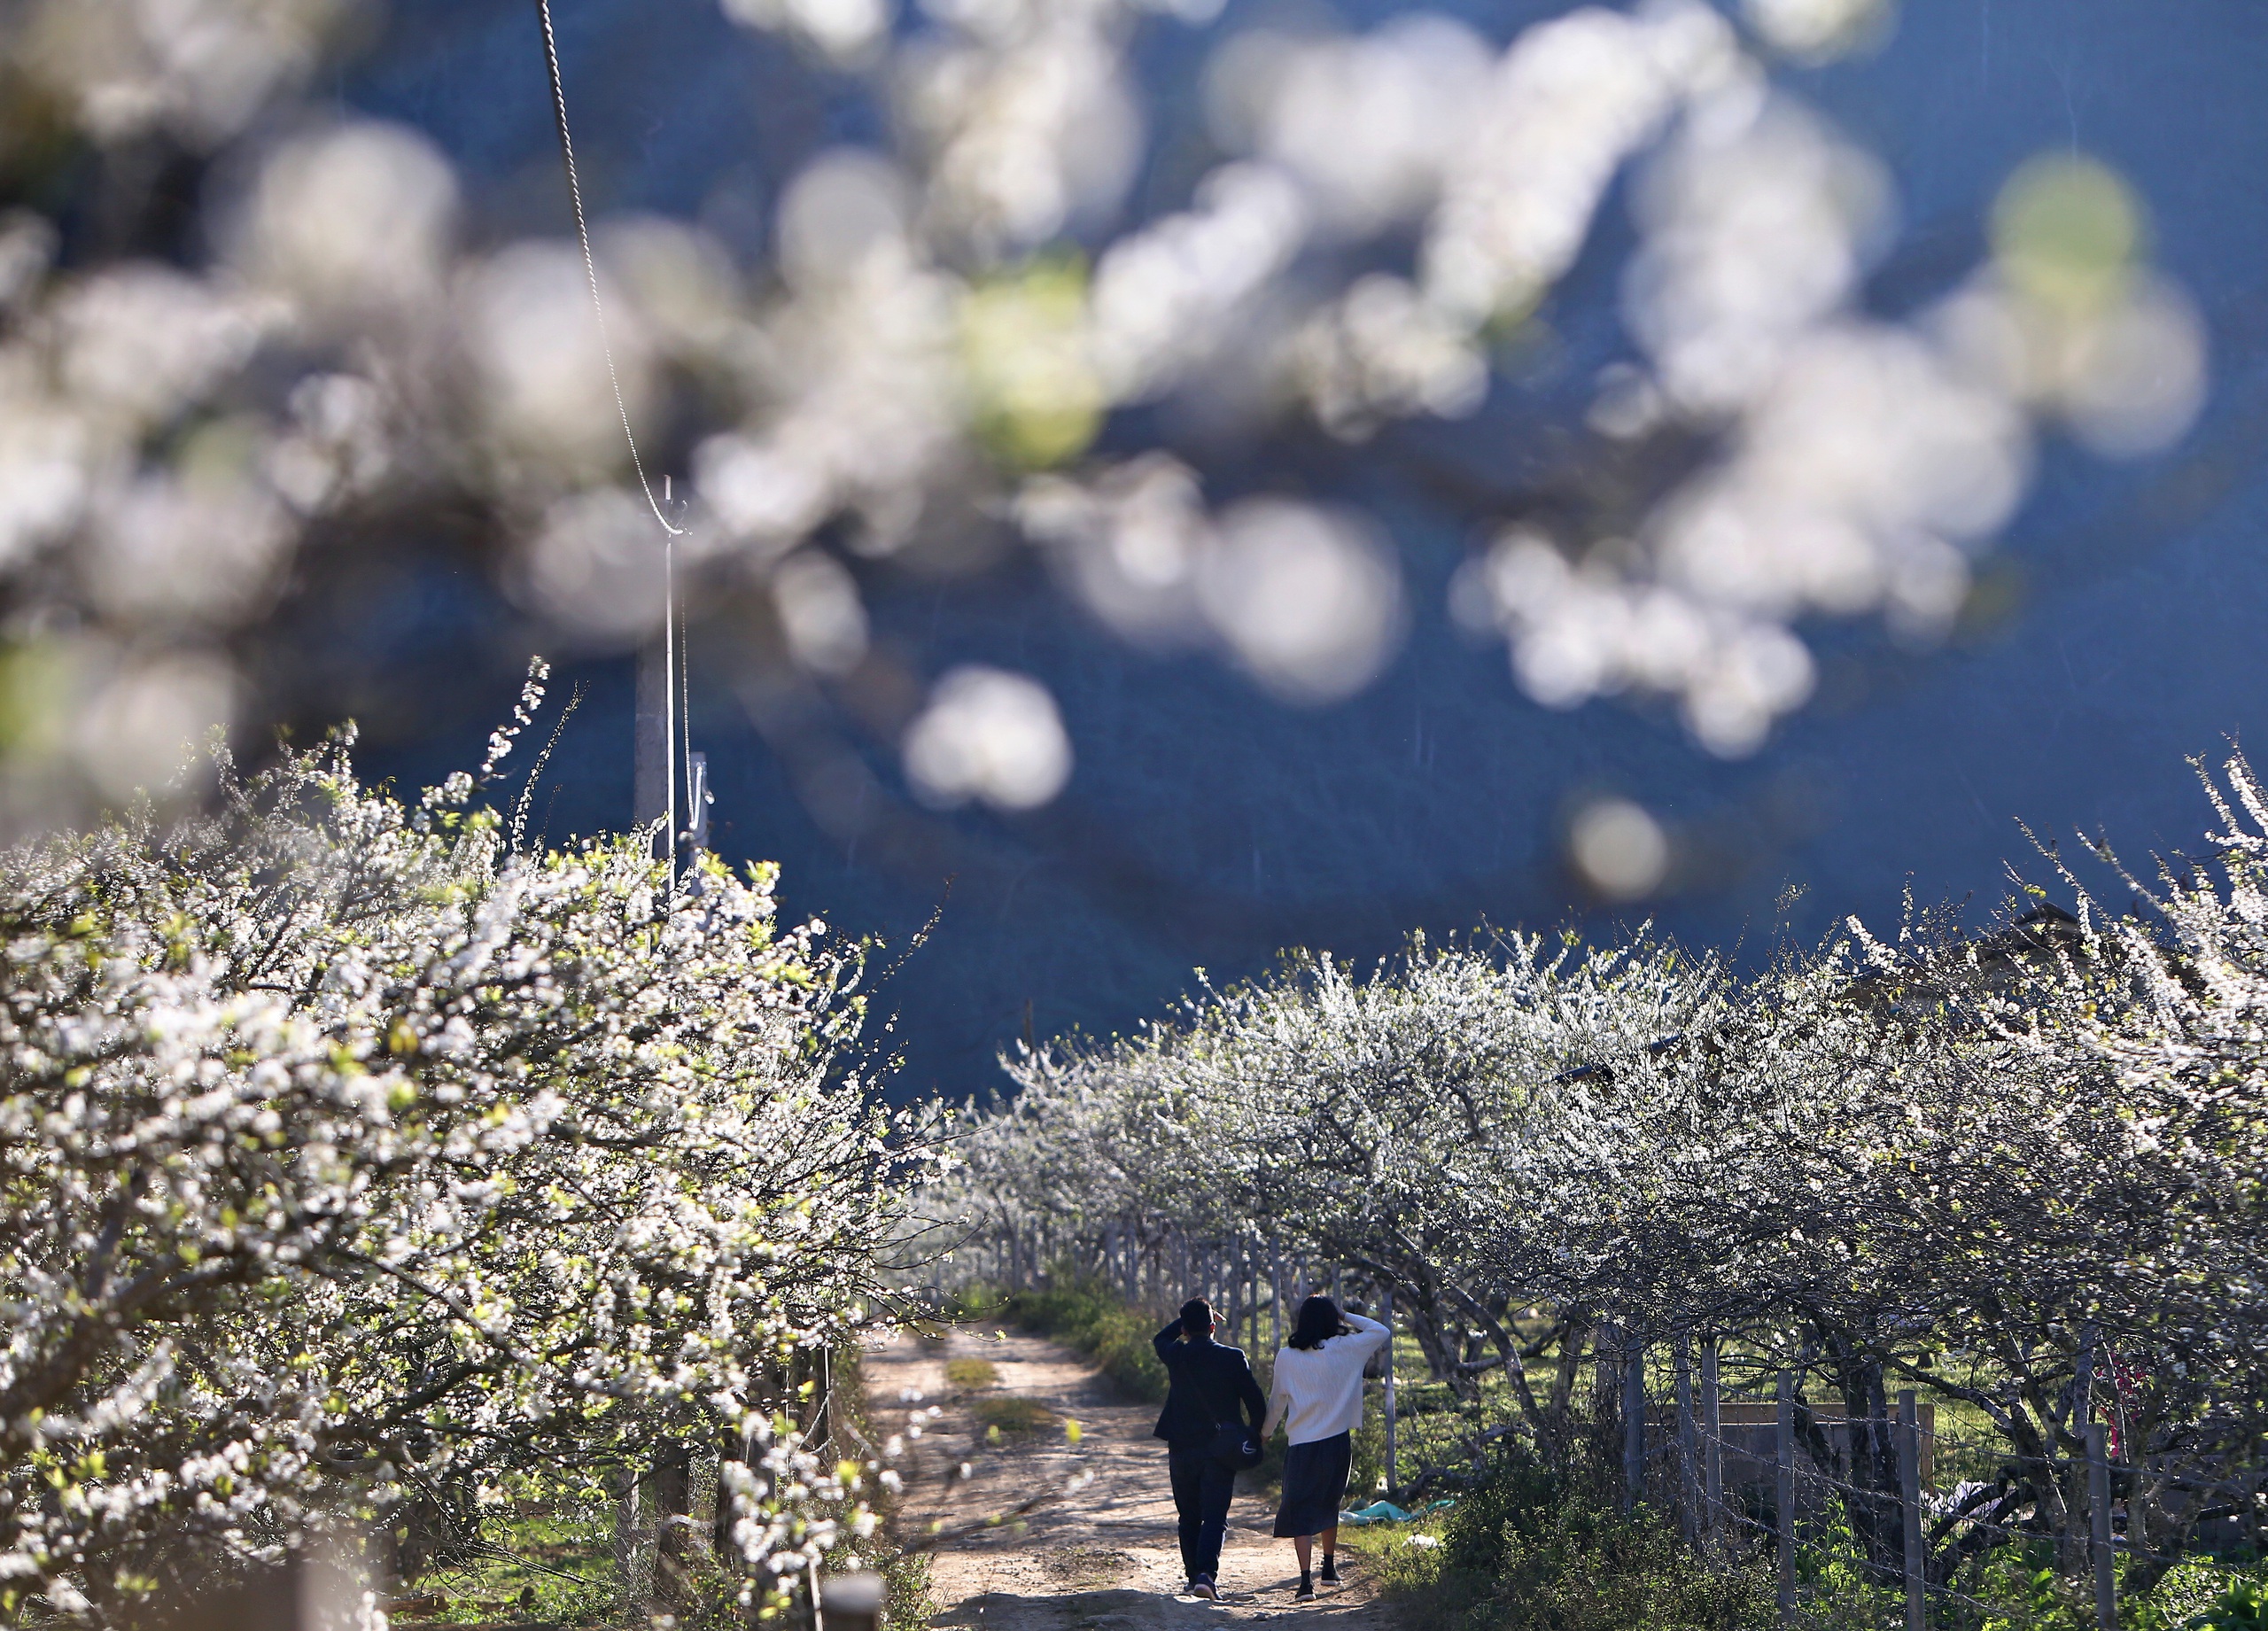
top-left (1168, 1445), bottom-right (1236, 1582)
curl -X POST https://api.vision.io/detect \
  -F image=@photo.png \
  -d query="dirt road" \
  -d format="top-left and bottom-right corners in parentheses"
top-left (862, 1326), bottom-right (1394, 1629)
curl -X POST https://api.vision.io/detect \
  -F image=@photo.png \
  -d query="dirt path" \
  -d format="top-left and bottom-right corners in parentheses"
top-left (862, 1327), bottom-right (1394, 1629)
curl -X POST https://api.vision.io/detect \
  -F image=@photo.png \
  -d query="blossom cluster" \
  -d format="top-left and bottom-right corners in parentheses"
top-left (0, 0), bottom-right (2215, 838)
top-left (0, 715), bottom-right (929, 1619)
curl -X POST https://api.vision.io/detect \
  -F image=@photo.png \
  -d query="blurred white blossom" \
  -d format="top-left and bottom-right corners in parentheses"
top-left (517, 486), bottom-right (672, 642)
top-left (1423, 3), bottom-right (1742, 325)
top-left (1197, 500), bottom-right (1406, 703)
top-left (1294, 274), bottom-right (1488, 439)
top-left (1021, 466), bottom-right (1407, 703)
top-left (85, 461), bottom-right (294, 629)
top-left (724, 0), bottom-right (893, 64)
top-left (265, 371), bottom-right (393, 513)
top-left (1087, 162), bottom-right (1308, 402)
top-left (74, 648), bottom-right (237, 800)
top-left (462, 242), bottom-right (656, 481)
top-left (1019, 454), bottom-right (1209, 646)
top-left (14, 0), bottom-right (342, 146)
top-left (0, 0), bottom-right (2226, 821)
top-left (1937, 157), bottom-right (2208, 457)
top-left (903, 665), bottom-right (1073, 809)
top-left (1568, 796), bottom-right (1671, 900)
top-left (1743, 0), bottom-right (1894, 64)
top-left (1208, 16), bottom-right (1493, 236)
top-left (696, 152), bottom-right (964, 557)
top-left (0, 212), bottom-right (58, 313)
top-left (47, 265), bottom-right (276, 431)
top-left (897, 20), bottom-right (1144, 253)
top-left (235, 120), bottom-right (459, 326)
top-left (773, 549), bottom-right (872, 675)
top-left (1625, 96), bottom-right (1894, 416)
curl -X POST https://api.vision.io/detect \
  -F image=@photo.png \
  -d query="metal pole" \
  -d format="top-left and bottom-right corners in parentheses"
top-left (1703, 1336), bottom-right (1723, 1542)
top-left (1674, 1333), bottom-right (1697, 1542)
top-left (1776, 1370), bottom-right (1796, 1628)
top-left (633, 637), bottom-right (672, 874)
top-left (1381, 1282), bottom-right (1398, 1498)
top-left (1899, 1390), bottom-right (1925, 1631)
top-left (1622, 1330), bottom-right (1646, 1510)
top-left (2088, 1424), bottom-right (2116, 1631)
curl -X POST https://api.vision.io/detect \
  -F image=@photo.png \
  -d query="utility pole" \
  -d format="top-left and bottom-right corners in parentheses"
top-left (633, 635), bottom-right (672, 867)
top-left (633, 480), bottom-right (682, 884)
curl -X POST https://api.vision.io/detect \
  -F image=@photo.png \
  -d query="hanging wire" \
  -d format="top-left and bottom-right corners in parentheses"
top-left (536, 0), bottom-right (686, 885)
top-left (533, 0), bottom-right (682, 542)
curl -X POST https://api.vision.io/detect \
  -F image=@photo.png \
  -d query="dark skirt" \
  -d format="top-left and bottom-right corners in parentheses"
top-left (1273, 1430), bottom-right (1354, 1538)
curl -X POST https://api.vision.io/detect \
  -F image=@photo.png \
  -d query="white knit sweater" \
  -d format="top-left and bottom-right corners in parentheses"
top-left (1259, 1312), bottom-right (1391, 1446)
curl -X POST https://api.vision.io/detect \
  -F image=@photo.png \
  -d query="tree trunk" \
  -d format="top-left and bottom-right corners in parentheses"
top-left (654, 1440), bottom-right (694, 1609)
top-left (1819, 1331), bottom-right (1906, 1573)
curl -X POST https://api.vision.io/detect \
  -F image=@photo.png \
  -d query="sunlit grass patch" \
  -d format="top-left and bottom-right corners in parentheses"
top-left (390, 1502), bottom-right (621, 1627)
top-left (945, 1355), bottom-right (1001, 1390)
top-left (973, 1394), bottom-right (1058, 1435)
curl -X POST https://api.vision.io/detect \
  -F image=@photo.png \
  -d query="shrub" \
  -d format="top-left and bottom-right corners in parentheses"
top-left (2185, 1579), bottom-right (2268, 1631)
top-left (973, 1395), bottom-right (1059, 1434)
top-left (1379, 1447), bottom-right (1775, 1631)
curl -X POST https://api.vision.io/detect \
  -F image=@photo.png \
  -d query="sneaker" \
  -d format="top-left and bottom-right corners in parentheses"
top-left (1195, 1579), bottom-right (1220, 1600)
top-left (1295, 1581), bottom-right (1316, 1601)
top-left (1319, 1557), bottom-right (1339, 1584)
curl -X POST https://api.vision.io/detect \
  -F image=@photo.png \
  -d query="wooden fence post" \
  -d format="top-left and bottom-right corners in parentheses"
top-left (1702, 1336), bottom-right (1722, 1543)
top-left (1622, 1330), bottom-right (1645, 1510)
top-left (2088, 1424), bottom-right (2116, 1631)
top-left (614, 1459), bottom-right (649, 1608)
top-left (1776, 1370), bottom-right (1796, 1628)
top-left (1898, 1390), bottom-right (1925, 1631)
top-left (818, 1572), bottom-right (884, 1631)
top-left (1381, 1282), bottom-right (1398, 1498)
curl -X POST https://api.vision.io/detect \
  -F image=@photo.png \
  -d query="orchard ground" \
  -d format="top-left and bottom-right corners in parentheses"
top-left (866, 1326), bottom-right (1397, 1627)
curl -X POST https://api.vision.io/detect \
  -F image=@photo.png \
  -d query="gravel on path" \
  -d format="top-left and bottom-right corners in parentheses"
top-left (864, 1325), bottom-right (1394, 1630)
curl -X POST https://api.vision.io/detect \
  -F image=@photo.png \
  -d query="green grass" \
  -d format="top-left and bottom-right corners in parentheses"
top-left (945, 1355), bottom-right (1000, 1390)
top-left (1364, 1448), bottom-right (1775, 1631)
top-left (973, 1394), bottom-right (1059, 1434)
top-left (387, 1501), bottom-right (623, 1627)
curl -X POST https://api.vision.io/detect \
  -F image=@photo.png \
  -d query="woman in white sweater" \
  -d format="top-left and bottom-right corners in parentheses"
top-left (1258, 1295), bottom-right (1392, 1600)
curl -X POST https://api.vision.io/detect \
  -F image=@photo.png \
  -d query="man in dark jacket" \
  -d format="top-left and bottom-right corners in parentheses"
top-left (1153, 1297), bottom-right (1267, 1598)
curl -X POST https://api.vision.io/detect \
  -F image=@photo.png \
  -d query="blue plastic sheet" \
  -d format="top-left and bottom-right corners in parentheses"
top-left (1336, 1498), bottom-right (1455, 1525)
